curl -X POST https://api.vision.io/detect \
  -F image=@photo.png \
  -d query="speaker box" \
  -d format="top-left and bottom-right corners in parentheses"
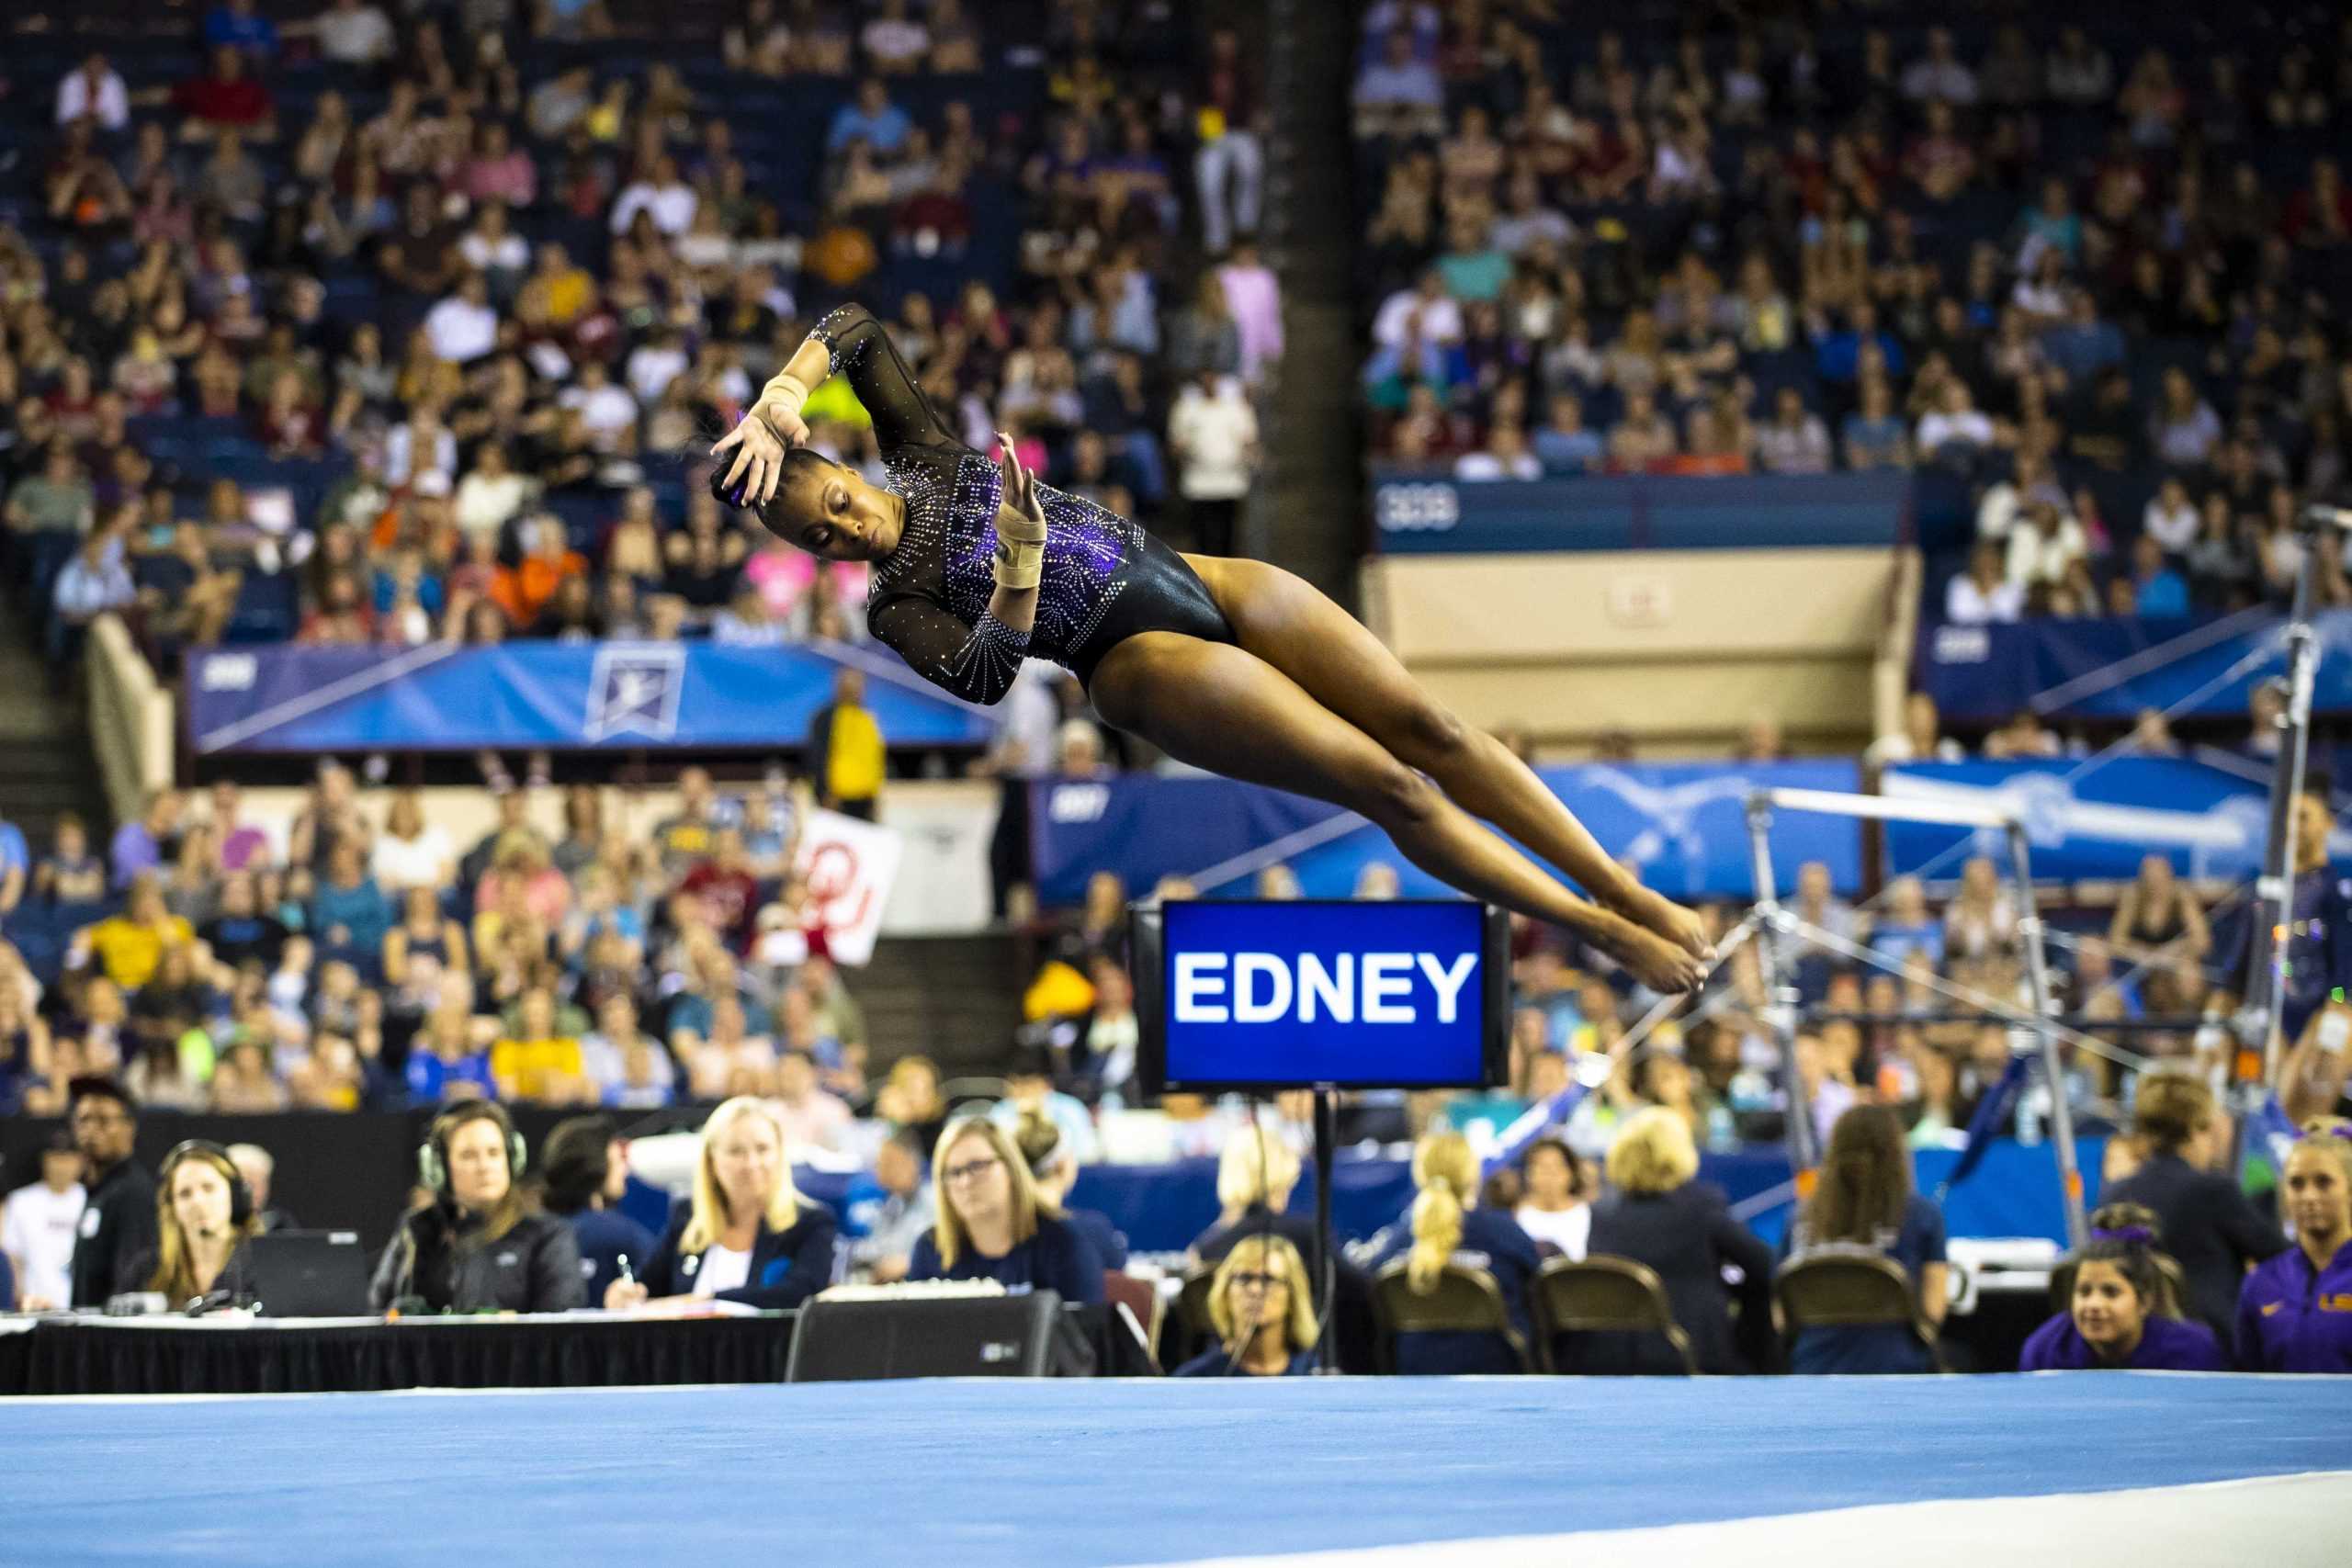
top-left (786, 1292), bottom-right (1097, 1382)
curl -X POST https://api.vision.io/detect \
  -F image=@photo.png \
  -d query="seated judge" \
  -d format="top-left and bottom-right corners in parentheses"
top-left (906, 1115), bottom-right (1105, 1303)
top-left (1372, 1130), bottom-right (1542, 1374)
top-left (131, 1140), bottom-right (262, 1310)
top-left (540, 1113), bottom-right (655, 1306)
top-left (605, 1096), bottom-right (837, 1310)
top-left (2019, 1203), bottom-right (2228, 1371)
top-left (1013, 1104), bottom-right (1127, 1269)
top-left (370, 1101), bottom-right (586, 1314)
top-left (2236, 1124), bottom-right (2352, 1373)
top-left (1566, 1106), bottom-right (1774, 1374)
top-left (1173, 1234), bottom-right (1320, 1377)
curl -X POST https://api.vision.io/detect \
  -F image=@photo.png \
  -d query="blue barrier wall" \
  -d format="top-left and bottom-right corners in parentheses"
top-left (1029, 761), bottom-right (1863, 907)
top-left (1368, 470), bottom-right (1920, 554)
top-left (186, 641), bottom-right (1001, 754)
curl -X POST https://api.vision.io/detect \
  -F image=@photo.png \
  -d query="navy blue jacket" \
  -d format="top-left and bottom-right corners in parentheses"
top-left (1067, 1205), bottom-right (1128, 1271)
top-left (1570, 1181), bottom-right (1774, 1374)
top-left (1173, 1346), bottom-right (1317, 1376)
top-left (2103, 1152), bottom-right (2290, 1343)
top-left (565, 1206), bottom-right (658, 1305)
top-left (906, 1212), bottom-right (1106, 1303)
top-left (639, 1202), bottom-right (839, 1310)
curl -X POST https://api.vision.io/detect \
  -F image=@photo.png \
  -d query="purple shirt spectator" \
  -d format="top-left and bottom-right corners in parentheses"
top-left (2236, 1238), bottom-right (2352, 1373)
top-left (109, 820), bottom-right (163, 889)
top-left (2018, 1311), bottom-right (2227, 1371)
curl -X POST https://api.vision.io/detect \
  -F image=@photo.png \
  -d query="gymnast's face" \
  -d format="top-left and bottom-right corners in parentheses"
top-left (2069, 1261), bottom-right (2146, 1351)
top-left (765, 457), bottom-right (902, 563)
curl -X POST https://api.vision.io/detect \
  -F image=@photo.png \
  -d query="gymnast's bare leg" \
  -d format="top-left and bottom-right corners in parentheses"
top-left (1181, 554), bottom-right (1711, 961)
top-left (1086, 628), bottom-right (1708, 994)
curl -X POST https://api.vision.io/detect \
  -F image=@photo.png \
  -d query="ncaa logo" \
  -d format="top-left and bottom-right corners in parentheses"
top-left (1375, 484), bottom-right (1461, 533)
top-left (1048, 784), bottom-right (1110, 823)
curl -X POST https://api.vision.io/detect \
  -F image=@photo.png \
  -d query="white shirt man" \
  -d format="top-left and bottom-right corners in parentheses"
top-left (610, 169), bottom-right (697, 236)
top-left (2, 1155), bottom-right (86, 1310)
top-left (2004, 508), bottom-right (2089, 591)
top-left (56, 56), bottom-right (130, 131)
top-left (1372, 277), bottom-right (1463, 352)
top-left (1167, 377), bottom-right (1260, 502)
top-left (312, 0), bottom-right (395, 65)
top-left (423, 281), bottom-right (499, 364)
top-left (560, 370), bottom-right (640, 451)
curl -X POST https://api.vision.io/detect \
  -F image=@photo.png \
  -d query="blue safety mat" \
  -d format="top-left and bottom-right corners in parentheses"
top-left (6, 1375), bottom-right (2348, 1566)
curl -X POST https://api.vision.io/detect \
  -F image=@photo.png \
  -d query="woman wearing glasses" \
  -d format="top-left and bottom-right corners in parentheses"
top-left (905, 1117), bottom-right (1105, 1303)
top-left (1173, 1234), bottom-right (1319, 1377)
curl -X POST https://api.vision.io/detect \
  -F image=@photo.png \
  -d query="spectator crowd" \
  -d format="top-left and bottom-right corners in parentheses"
top-left (1, 0), bottom-right (1277, 694)
top-left (1349, 4), bottom-right (2352, 626)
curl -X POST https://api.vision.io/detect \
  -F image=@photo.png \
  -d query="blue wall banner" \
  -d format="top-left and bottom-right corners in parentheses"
top-left (1879, 757), bottom-right (2352, 884)
top-left (1369, 471), bottom-right (1913, 554)
top-left (1916, 609), bottom-right (2352, 722)
top-left (1028, 760), bottom-right (1862, 908)
top-left (186, 642), bottom-right (1001, 754)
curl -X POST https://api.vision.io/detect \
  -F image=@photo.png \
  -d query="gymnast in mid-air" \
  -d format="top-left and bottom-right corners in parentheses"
top-left (711, 304), bottom-right (1711, 992)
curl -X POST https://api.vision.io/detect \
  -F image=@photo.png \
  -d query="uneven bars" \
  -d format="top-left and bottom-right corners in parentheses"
top-left (1752, 786), bottom-right (2013, 829)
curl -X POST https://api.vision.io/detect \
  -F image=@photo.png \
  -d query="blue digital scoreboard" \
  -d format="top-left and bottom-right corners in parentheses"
top-left (1132, 899), bottom-right (1509, 1093)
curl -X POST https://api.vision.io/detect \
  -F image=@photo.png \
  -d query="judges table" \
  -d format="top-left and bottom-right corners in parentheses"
top-left (0, 1303), bottom-right (1153, 1397)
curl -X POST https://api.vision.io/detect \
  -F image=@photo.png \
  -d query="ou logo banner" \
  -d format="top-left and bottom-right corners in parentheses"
top-left (1375, 483), bottom-right (1461, 533)
top-left (792, 808), bottom-right (903, 965)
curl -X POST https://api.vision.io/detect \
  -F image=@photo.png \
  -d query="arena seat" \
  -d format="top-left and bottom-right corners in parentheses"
top-left (1369, 1259), bottom-right (1531, 1375)
top-left (1774, 1254), bottom-right (1951, 1373)
top-left (1533, 1257), bottom-right (1698, 1376)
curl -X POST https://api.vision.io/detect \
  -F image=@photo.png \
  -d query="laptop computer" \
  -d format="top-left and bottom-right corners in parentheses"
top-left (246, 1231), bottom-right (373, 1318)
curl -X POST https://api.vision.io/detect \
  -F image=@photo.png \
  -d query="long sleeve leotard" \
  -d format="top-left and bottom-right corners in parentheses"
top-left (810, 304), bottom-right (1233, 705)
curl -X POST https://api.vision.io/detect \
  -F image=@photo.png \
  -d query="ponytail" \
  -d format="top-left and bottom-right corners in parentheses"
top-left (1406, 1131), bottom-right (1476, 1294)
top-left (1408, 1179), bottom-right (1464, 1294)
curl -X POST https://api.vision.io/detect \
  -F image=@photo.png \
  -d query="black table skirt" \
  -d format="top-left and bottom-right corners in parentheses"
top-left (0, 1306), bottom-right (1150, 1395)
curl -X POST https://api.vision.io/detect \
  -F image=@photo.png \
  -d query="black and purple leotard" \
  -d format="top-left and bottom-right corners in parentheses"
top-left (809, 303), bottom-right (1235, 704)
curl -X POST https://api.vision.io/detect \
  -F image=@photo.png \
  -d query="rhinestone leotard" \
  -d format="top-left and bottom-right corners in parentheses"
top-left (810, 304), bottom-right (1236, 705)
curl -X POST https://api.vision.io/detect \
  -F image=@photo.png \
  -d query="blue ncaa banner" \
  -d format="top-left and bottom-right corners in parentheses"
top-left (1028, 759), bottom-right (1862, 907)
top-left (185, 642), bottom-right (1001, 754)
top-left (1880, 758), bottom-right (2352, 884)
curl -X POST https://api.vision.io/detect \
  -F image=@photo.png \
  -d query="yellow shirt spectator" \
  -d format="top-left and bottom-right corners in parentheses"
top-left (490, 1035), bottom-right (585, 1103)
top-left (83, 911), bottom-right (194, 989)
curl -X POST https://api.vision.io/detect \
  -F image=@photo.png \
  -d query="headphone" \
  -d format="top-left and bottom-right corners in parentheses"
top-left (161, 1139), bottom-right (253, 1230)
top-left (417, 1103), bottom-right (528, 1198)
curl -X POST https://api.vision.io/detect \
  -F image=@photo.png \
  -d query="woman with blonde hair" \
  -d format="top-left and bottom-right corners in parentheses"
top-left (134, 1140), bottom-right (262, 1308)
top-left (2103, 1072), bottom-right (2287, 1341)
top-left (1173, 1234), bottom-right (1319, 1377)
top-left (605, 1096), bottom-right (836, 1310)
top-left (1372, 1130), bottom-right (1540, 1373)
top-left (1571, 1106), bottom-right (1772, 1373)
top-left (1190, 1120), bottom-right (1304, 1261)
top-left (2234, 1122), bottom-right (2352, 1372)
top-left (905, 1115), bottom-right (1104, 1303)
top-left (1012, 1107), bottom-right (1127, 1269)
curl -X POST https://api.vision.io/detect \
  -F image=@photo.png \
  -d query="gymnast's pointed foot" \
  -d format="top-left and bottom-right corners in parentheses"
top-left (1589, 909), bottom-right (1708, 995)
top-left (1610, 883), bottom-right (1714, 964)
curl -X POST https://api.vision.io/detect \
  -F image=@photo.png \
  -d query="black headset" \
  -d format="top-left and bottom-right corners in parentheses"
top-left (417, 1103), bottom-right (528, 1197)
top-left (161, 1139), bottom-right (253, 1229)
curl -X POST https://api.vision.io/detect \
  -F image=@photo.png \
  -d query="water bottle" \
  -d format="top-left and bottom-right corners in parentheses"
top-left (1706, 1102), bottom-right (1736, 1152)
top-left (2018, 1080), bottom-right (2046, 1146)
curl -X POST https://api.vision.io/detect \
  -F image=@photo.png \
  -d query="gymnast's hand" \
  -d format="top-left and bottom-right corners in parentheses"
top-left (710, 401), bottom-right (808, 507)
top-left (996, 430), bottom-right (1047, 544)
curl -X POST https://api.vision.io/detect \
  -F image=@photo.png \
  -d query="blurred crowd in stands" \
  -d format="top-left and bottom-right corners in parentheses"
top-left (1351, 3), bottom-right (2352, 623)
top-left (0, 0), bottom-right (1274, 691)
